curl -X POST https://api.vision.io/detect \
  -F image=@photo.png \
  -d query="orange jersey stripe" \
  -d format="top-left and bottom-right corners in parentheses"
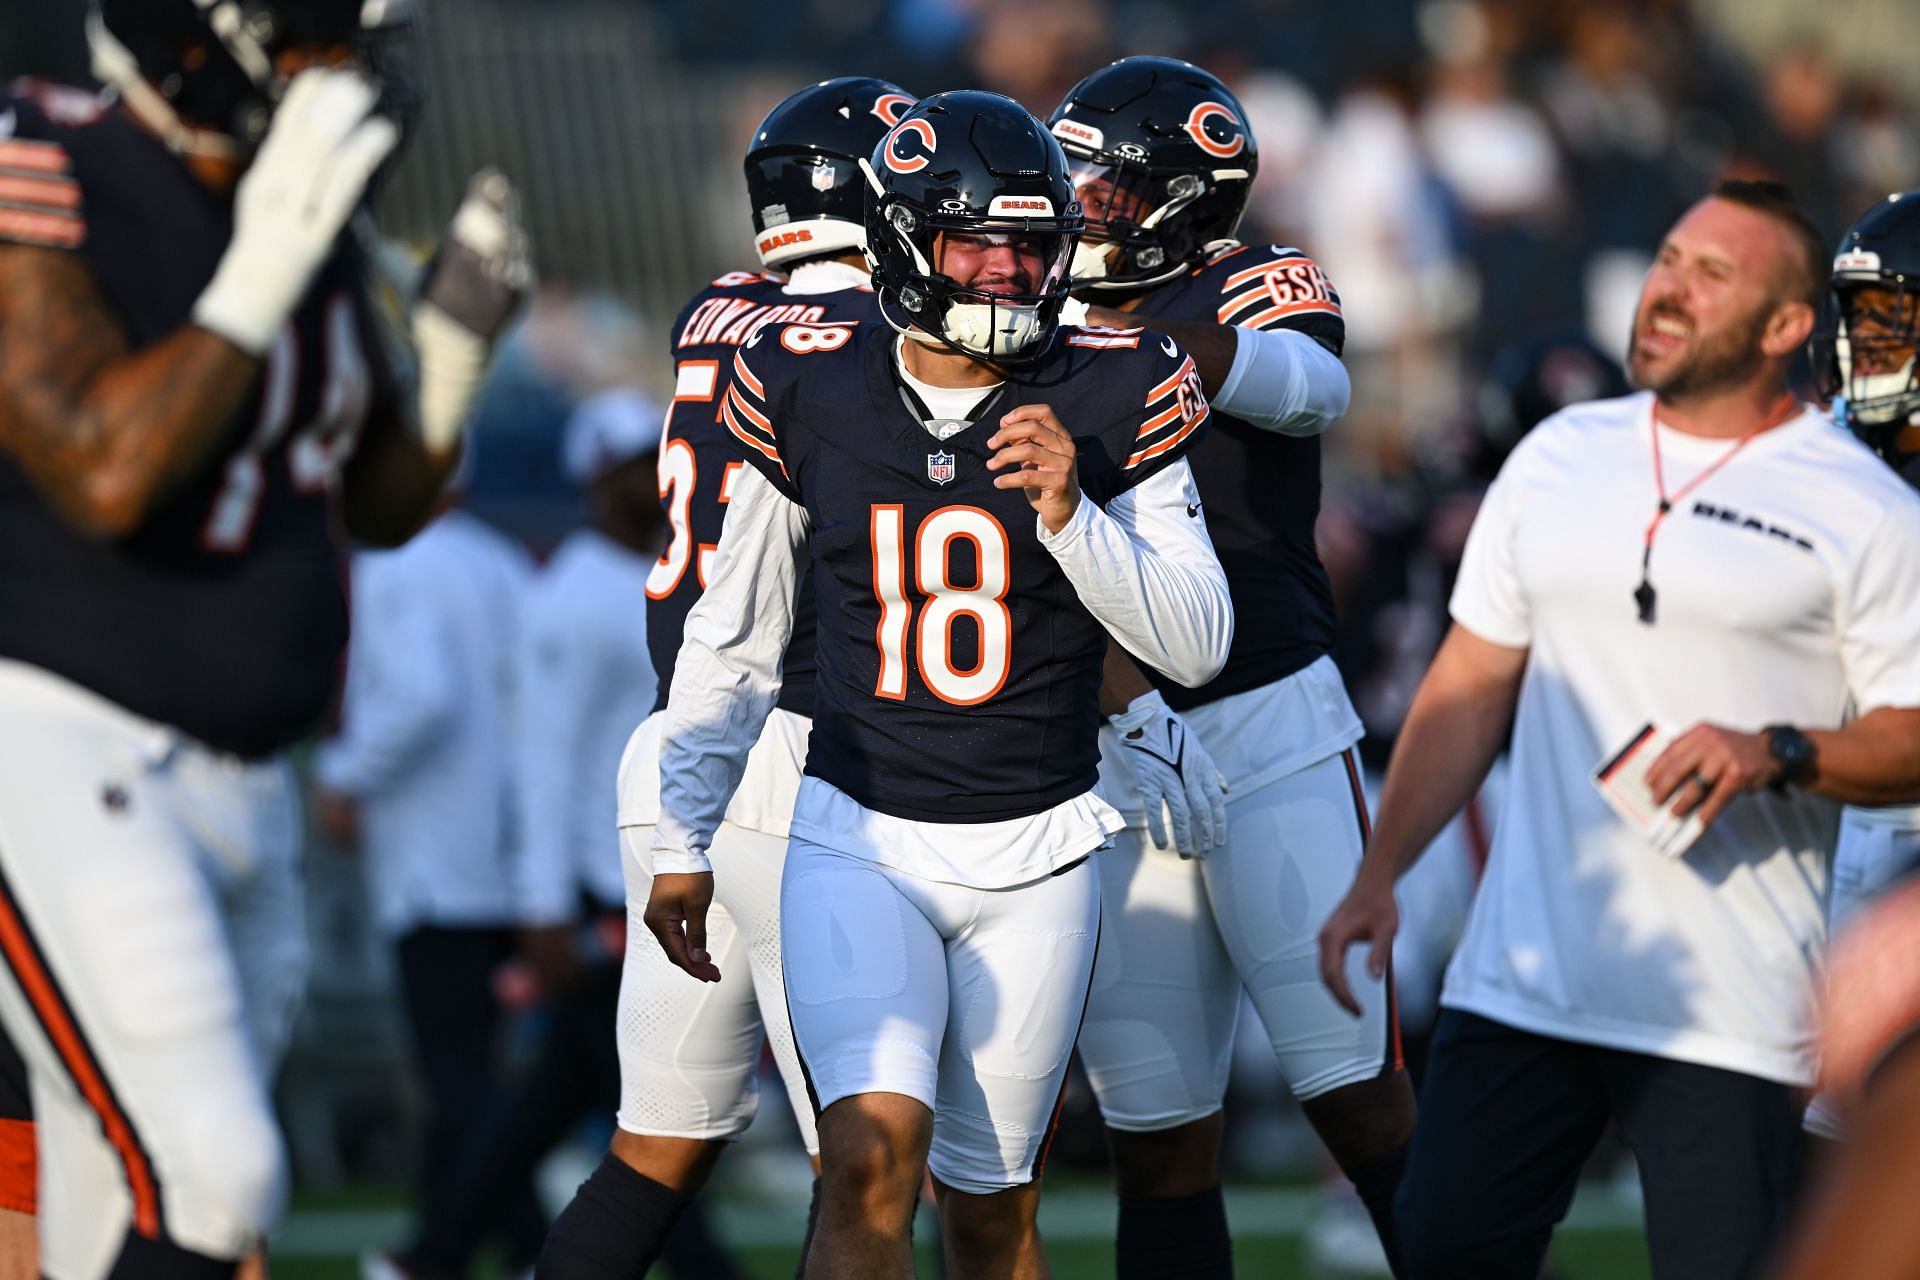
top-left (724, 382), bottom-right (773, 434)
top-left (1135, 402), bottom-right (1183, 439)
top-left (731, 350), bottom-right (765, 398)
top-left (0, 207), bottom-right (83, 248)
top-left (1222, 257), bottom-right (1302, 290)
top-left (1125, 410), bottom-right (1207, 468)
top-left (0, 142), bottom-right (68, 175)
top-left (1147, 355), bottom-right (1196, 404)
top-left (0, 1118), bottom-right (33, 1214)
top-left (0, 884), bottom-right (157, 1235)
top-left (0, 174), bottom-right (79, 210)
top-left (722, 399), bottom-right (789, 478)
top-left (1237, 300), bottom-right (1341, 330)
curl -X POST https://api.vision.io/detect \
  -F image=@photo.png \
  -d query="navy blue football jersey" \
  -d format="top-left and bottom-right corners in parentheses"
top-left (1132, 242), bottom-right (1345, 711)
top-left (725, 321), bottom-right (1210, 822)
top-left (0, 88), bottom-right (384, 757)
top-left (645, 271), bottom-right (882, 717)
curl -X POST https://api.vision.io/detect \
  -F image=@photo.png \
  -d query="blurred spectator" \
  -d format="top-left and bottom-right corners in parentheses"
top-left (962, 0), bottom-right (1113, 111)
top-left (312, 491), bottom-right (544, 1275)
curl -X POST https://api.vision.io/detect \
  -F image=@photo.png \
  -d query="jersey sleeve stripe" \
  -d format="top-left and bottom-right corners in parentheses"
top-left (1237, 300), bottom-right (1342, 329)
top-left (1125, 408), bottom-right (1208, 469)
top-left (1222, 255), bottom-right (1306, 290)
top-left (724, 382), bottom-right (775, 435)
top-left (1136, 401), bottom-right (1184, 439)
top-left (1148, 355), bottom-right (1197, 404)
top-left (722, 396), bottom-right (790, 476)
top-left (0, 174), bottom-right (78, 210)
top-left (0, 141), bottom-right (70, 175)
top-left (731, 349), bottom-right (766, 399)
top-left (0, 207), bottom-right (83, 248)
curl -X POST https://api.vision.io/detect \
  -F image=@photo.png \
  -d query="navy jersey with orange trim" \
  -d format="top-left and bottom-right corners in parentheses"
top-left (645, 271), bottom-right (882, 717)
top-left (1134, 242), bottom-right (1345, 710)
top-left (726, 321), bottom-right (1209, 822)
top-left (0, 89), bottom-right (383, 757)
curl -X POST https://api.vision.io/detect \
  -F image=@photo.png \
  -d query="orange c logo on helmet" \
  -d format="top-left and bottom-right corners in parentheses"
top-left (872, 93), bottom-right (915, 128)
top-left (1183, 102), bottom-right (1245, 158)
top-left (884, 118), bottom-right (938, 174)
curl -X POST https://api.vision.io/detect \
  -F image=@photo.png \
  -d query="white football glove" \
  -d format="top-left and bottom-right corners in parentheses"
top-left (412, 168), bottom-right (534, 452)
top-left (194, 70), bottom-right (400, 356)
top-left (1110, 689), bottom-right (1229, 858)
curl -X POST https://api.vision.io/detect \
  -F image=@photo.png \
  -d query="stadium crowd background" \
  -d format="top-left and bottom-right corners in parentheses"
top-left (4, 0), bottom-right (1919, 1268)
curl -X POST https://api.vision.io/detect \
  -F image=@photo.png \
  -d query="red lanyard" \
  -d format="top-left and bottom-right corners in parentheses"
top-left (1635, 397), bottom-right (1798, 624)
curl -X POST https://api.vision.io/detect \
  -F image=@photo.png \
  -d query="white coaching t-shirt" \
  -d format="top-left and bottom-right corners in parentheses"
top-left (1443, 391), bottom-right (1920, 1085)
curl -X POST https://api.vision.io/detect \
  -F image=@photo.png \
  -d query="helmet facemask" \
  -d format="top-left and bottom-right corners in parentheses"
top-left (863, 158), bottom-right (1080, 365)
top-left (1064, 152), bottom-right (1222, 289)
top-left (1822, 278), bottom-right (1920, 460)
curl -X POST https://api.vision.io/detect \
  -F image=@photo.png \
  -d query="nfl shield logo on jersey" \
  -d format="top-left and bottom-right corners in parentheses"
top-left (927, 451), bottom-right (956, 485)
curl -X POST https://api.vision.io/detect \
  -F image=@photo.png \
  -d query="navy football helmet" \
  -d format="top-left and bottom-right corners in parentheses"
top-left (1047, 56), bottom-right (1257, 291)
top-left (1813, 190), bottom-right (1920, 462)
top-left (88, 0), bottom-right (420, 156)
top-left (746, 77), bottom-right (915, 270)
top-left (862, 90), bottom-right (1084, 364)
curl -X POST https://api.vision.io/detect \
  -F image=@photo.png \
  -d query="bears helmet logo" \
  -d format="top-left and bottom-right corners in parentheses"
top-left (883, 118), bottom-right (938, 174)
top-left (1183, 102), bottom-right (1246, 159)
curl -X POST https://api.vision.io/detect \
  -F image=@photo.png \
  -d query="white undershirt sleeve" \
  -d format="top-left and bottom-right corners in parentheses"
top-left (1038, 459), bottom-right (1233, 688)
top-left (651, 466), bottom-right (811, 875)
top-left (1212, 326), bottom-right (1352, 436)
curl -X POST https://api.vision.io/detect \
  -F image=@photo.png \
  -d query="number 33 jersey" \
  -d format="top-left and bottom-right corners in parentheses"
top-left (0, 88), bottom-right (384, 758)
top-left (726, 322), bottom-right (1211, 823)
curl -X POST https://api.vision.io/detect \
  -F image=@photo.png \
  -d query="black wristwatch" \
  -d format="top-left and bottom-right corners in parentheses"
top-left (1764, 724), bottom-right (1817, 792)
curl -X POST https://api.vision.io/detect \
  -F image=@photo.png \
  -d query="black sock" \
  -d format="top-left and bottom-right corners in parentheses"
top-left (107, 1233), bottom-right (239, 1280)
top-left (1116, 1185), bottom-right (1233, 1280)
top-left (795, 1177), bottom-right (822, 1279)
top-left (536, 1153), bottom-right (690, 1280)
top-left (1348, 1142), bottom-right (1410, 1279)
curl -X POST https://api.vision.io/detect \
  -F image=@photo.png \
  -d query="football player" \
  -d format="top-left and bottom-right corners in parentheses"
top-left (1803, 189), bottom-right (1920, 1142)
top-left (537, 77), bottom-right (911, 1280)
top-left (639, 91), bottom-right (1231, 1278)
top-left (0, 3), bottom-right (527, 1274)
top-left (1047, 57), bottom-right (1415, 1277)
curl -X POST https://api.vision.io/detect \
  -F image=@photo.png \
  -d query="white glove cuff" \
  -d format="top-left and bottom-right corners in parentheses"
top-left (1108, 688), bottom-right (1171, 734)
top-left (413, 302), bottom-right (492, 453)
top-left (193, 240), bottom-right (310, 357)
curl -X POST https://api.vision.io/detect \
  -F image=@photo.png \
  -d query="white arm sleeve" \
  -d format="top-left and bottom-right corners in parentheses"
top-left (1039, 460), bottom-right (1233, 688)
top-left (651, 466), bottom-right (810, 875)
top-left (1212, 326), bottom-right (1351, 435)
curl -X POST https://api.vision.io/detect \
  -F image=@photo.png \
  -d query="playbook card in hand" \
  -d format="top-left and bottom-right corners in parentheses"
top-left (1592, 723), bottom-right (1707, 860)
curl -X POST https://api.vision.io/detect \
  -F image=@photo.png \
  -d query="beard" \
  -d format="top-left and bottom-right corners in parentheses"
top-left (1627, 300), bottom-right (1772, 400)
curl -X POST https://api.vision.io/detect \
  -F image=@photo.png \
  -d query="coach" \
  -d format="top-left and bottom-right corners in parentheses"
top-left (1318, 179), bottom-right (1920, 1280)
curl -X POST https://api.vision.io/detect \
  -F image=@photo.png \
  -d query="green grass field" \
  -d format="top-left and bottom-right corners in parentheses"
top-left (270, 1180), bottom-right (1656, 1279)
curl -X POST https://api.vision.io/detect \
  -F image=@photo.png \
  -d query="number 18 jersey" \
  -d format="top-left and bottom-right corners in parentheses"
top-left (727, 322), bottom-right (1209, 823)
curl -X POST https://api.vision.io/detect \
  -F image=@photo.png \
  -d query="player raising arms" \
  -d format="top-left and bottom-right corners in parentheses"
top-left (537, 76), bottom-right (911, 1279)
top-left (1046, 57), bottom-right (1414, 1277)
top-left (642, 91), bottom-right (1231, 1279)
top-left (0, 2), bottom-right (526, 1274)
